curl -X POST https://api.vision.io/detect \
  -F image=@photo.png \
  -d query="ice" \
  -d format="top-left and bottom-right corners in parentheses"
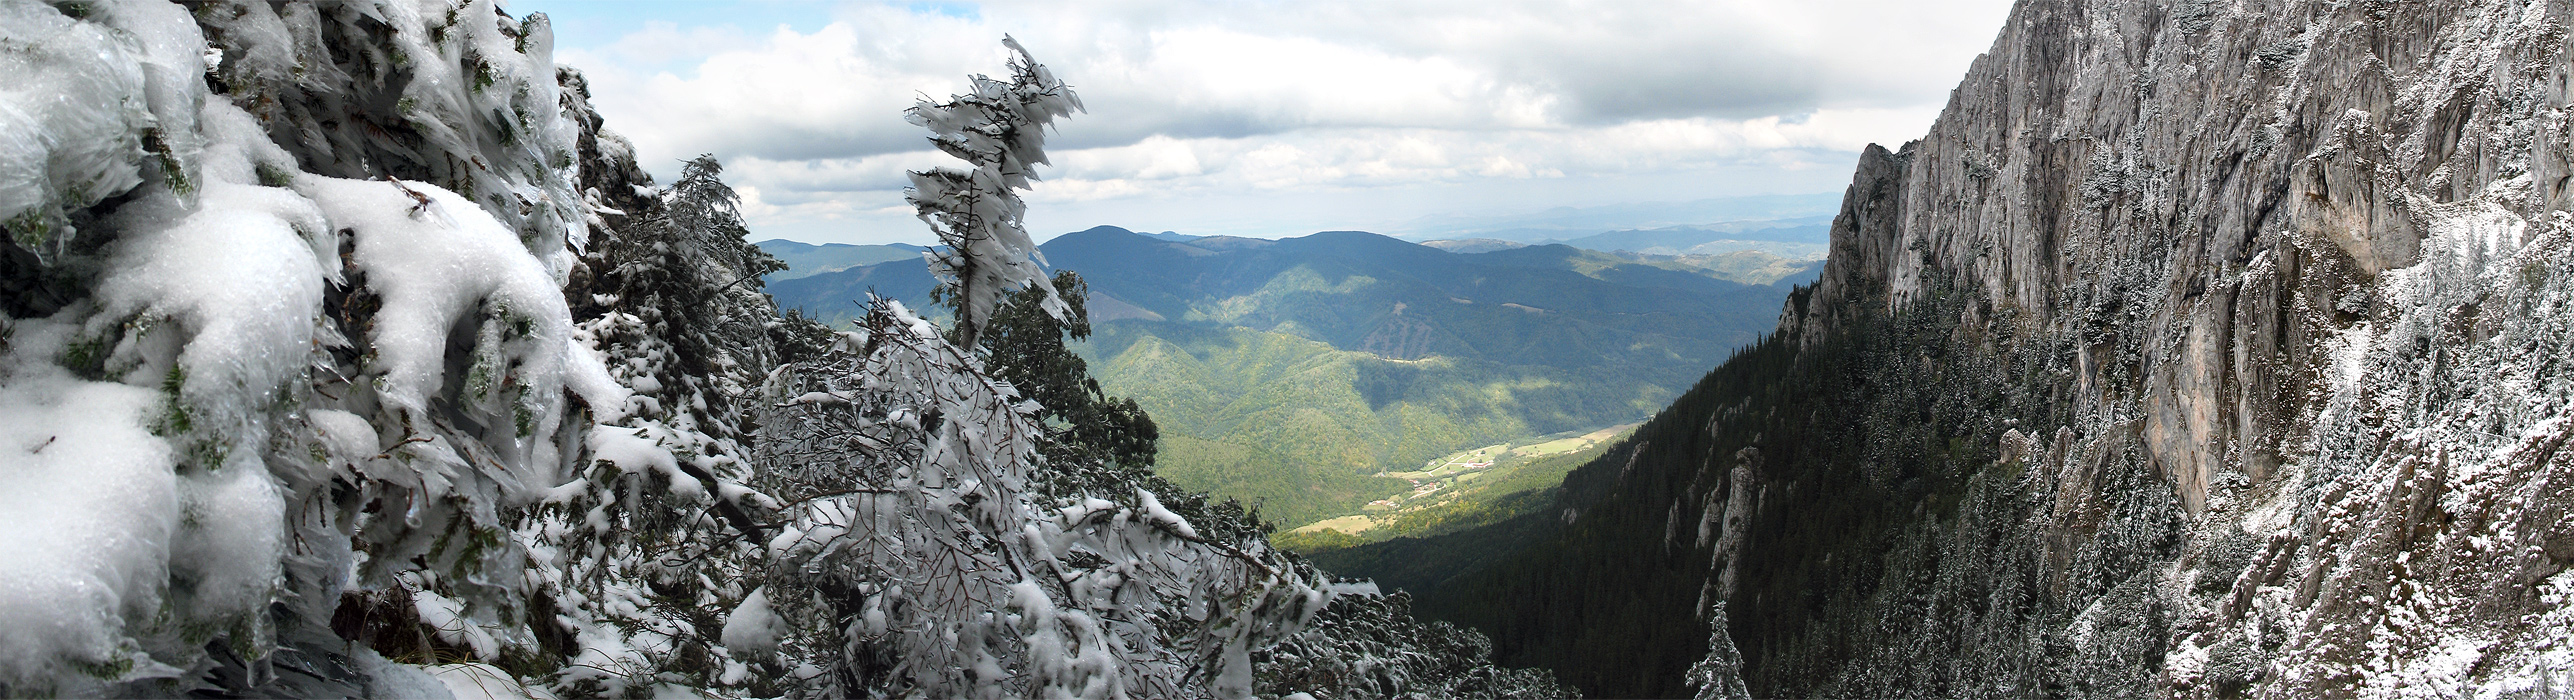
top-left (0, 0), bottom-right (165, 262)
top-left (0, 321), bottom-right (177, 686)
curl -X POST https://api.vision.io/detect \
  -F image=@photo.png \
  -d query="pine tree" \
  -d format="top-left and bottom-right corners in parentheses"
top-left (976, 271), bottom-right (1163, 496)
top-left (906, 36), bottom-right (1079, 349)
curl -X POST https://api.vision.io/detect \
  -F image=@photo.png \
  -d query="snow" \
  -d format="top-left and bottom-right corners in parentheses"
top-left (411, 583), bottom-right (500, 661)
top-left (299, 173), bottom-right (623, 482)
top-left (303, 175), bottom-right (553, 412)
top-left (308, 408), bottom-right (382, 463)
top-left (351, 650), bottom-right (458, 700)
top-left (170, 459), bottom-right (286, 621)
top-left (588, 425), bottom-right (703, 499)
top-left (719, 588), bottom-right (781, 656)
top-left (95, 148), bottom-right (331, 442)
top-left (428, 663), bottom-right (558, 700)
top-left (1137, 487), bottom-right (1199, 539)
top-left (0, 327), bottom-right (176, 685)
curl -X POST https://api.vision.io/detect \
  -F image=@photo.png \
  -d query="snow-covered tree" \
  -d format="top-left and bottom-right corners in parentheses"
top-left (1253, 589), bottom-right (1576, 699)
top-left (519, 151), bottom-right (785, 695)
top-left (748, 298), bottom-right (1332, 698)
top-left (1682, 601), bottom-right (1750, 700)
top-left (906, 36), bottom-right (1079, 349)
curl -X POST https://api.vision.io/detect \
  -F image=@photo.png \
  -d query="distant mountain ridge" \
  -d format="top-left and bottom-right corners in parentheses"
top-left (754, 239), bottom-right (924, 281)
top-left (763, 225), bottom-right (1806, 525)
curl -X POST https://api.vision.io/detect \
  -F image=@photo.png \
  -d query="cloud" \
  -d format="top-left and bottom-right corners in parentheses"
top-left (539, 0), bottom-right (2014, 243)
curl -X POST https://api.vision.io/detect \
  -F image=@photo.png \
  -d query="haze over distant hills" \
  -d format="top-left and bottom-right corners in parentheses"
top-left (1393, 193), bottom-right (1839, 243)
top-left (764, 226), bottom-right (1811, 525)
top-left (754, 239), bottom-right (925, 281)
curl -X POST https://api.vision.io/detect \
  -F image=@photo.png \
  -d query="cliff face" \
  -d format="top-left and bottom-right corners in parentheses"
top-left (1389, 0), bottom-right (2574, 696)
top-left (1791, 0), bottom-right (2574, 518)
top-left (1772, 0), bottom-right (2574, 693)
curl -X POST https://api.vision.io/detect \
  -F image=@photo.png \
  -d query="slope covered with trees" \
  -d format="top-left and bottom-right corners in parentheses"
top-left (0, 2), bottom-right (1564, 697)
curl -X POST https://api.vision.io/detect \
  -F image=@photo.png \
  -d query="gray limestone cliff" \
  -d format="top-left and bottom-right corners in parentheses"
top-left (1779, 0), bottom-right (2574, 694)
top-left (1368, 0), bottom-right (2574, 697)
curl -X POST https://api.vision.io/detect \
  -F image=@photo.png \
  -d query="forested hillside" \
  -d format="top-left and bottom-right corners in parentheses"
top-left (1330, 0), bottom-right (2574, 697)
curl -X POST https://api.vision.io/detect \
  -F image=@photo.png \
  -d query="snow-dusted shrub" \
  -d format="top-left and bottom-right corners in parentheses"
top-left (196, 0), bottom-right (587, 271)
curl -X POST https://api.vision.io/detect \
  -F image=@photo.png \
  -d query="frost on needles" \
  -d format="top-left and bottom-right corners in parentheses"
top-left (0, 1), bottom-right (1566, 698)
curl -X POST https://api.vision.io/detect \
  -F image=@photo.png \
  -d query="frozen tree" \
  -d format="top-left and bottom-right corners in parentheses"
top-left (1682, 602), bottom-right (1750, 700)
top-left (517, 152), bottom-right (785, 695)
top-left (905, 36), bottom-right (1080, 349)
top-left (1252, 588), bottom-right (1576, 699)
top-left (748, 299), bottom-right (1332, 698)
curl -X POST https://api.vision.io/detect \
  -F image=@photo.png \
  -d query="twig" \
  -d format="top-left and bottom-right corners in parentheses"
top-left (371, 435), bottom-right (434, 460)
top-left (387, 176), bottom-right (434, 214)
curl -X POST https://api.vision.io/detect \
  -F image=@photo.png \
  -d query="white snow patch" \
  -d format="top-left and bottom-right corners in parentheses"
top-left (308, 408), bottom-right (381, 463)
top-left (1137, 488), bottom-right (1198, 539)
top-left (428, 662), bottom-right (558, 700)
top-left (588, 426), bottom-right (703, 499)
top-left (720, 588), bottom-right (782, 657)
top-left (95, 175), bottom-right (329, 434)
top-left (411, 585), bottom-right (499, 661)
top-left (170, 458), bottom-right (286, 619)
top-left (353, 649), bottom-right (459, 700)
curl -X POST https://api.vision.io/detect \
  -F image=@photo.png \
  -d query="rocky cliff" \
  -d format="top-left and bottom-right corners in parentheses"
top-left (1363, 0), bottom-right (2574, 696)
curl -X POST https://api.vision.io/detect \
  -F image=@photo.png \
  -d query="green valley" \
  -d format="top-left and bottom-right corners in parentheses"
top-left (1272, 423), bottom-right (1631, 552)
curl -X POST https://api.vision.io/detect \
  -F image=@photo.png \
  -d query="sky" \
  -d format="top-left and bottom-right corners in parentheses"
top-left (518, 0), bottom-right (2020, 245)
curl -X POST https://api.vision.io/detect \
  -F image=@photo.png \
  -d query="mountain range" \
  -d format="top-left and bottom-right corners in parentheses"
top-left (1422, 218), bottom-right (1834, 277)
top-left (765, 226), bottom-right (1810, 525)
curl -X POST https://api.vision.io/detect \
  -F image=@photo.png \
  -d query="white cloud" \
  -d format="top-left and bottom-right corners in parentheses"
top-left (537, 0), bottom-right (2015, 244)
